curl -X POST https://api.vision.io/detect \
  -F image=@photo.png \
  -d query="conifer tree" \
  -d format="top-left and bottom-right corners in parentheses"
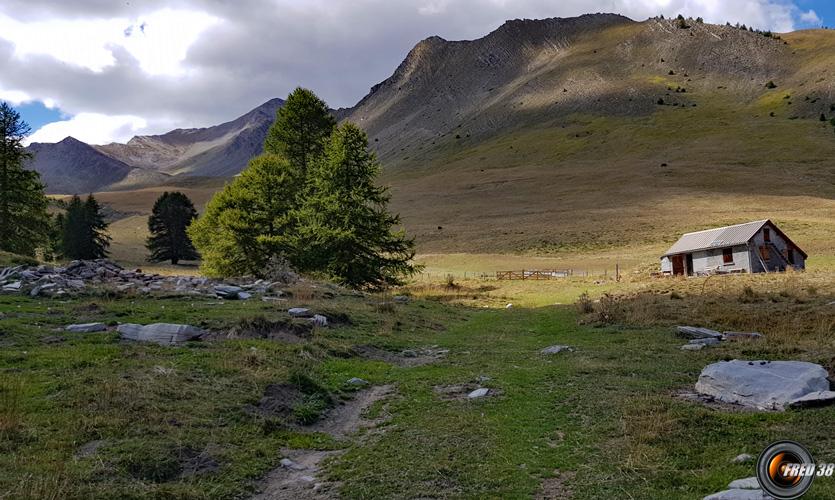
top-left (146, 192), bottom-right (199, 264)
top-left (61, 194), bottom-right (110, 259)
top-left (0, 101), bottom-right (49, 256)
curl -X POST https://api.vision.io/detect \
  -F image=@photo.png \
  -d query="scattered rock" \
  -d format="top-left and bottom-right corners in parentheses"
top-left (346, 377), bottom-right (368, 386)
top-left (727, 477), bottom-right (760, 489)
top-left (695, 360), bottom-right (834, 411)
top-left (237, 291), bottom-right (252, 300)
top-left (505, 303), bottom-right (513, 309)
top-left (214, 285), bottom-right (243, 299)
top-left (677, 326), bottom-right (723, 340)
top-left (467, 388), bottom-right (490, 399)
top-left (310, 314), bottom-right (328, 327)
top-left (787, 390), bottom-right (835, 409)
top-left (288, 307), bottom-right (313, 318)
top-left (541, 345), bottom-right (574, 355)
top-left (2, 281), bottom-right (22, 291)
top-left (280, 458), bottom-right (307, 471)
top-left (393, 295), bottom-right (410, 303)
top-left (117, 323), bottom-right (205, 346)
top-left (65, 322), bottom-right (107, 333)
top-left (681, 343), bottom-right (706, 351)
top-left (723, 332), bottom-right (763, 341)
top-left (732, 453), bottom-right (754, 464)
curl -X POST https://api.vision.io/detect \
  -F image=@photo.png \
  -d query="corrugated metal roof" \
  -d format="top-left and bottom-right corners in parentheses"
top-left (663, 220), bottom-right (768, 257)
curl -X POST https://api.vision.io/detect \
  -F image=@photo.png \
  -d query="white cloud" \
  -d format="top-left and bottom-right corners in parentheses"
top-left (799, 9), bottom-right (821, 26)
top-left (0, 8), bottom-right (218, 76)
top-left (0, 88), bottom-right (31, 105)
top-left (25, 113), bottom-right (147, 145)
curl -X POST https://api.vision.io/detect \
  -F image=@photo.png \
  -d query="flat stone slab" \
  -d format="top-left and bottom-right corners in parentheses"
top-left (117, 323), bottom-right (205, 346)
top-left (696, 360), bottom-right (832, 411)
top-left (728, 477), bottom-right (759, 489)
top-left (703, 489), bottom-right (771, 500)
top-left (288, 307), bottom-right (312, 318)
top-left (347, 377), bottom-right (368, 386)
top-left (467, 388), bottom-right (490, 399)
top-left (731, 454), bottom-right (754, 464)
top-left (787, 390), bottom-right (835, 409)
top-left (65, 322), bottom-right (107, 333)
top-left (690, 338), bottom-right (721, 346)
top-left (677, 326), bottom-right (723, 340)
top-left (541, 345), bottom-right (574, 355)
top-left (681, 343), bottom-right (706, 351)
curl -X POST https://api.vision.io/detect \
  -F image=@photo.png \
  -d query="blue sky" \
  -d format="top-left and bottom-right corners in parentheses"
top-left (3, 0), bottom-right (832, 145)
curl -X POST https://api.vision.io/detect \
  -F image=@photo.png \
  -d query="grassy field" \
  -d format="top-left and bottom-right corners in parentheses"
top-left (2, 269), bottom-right (835, 499)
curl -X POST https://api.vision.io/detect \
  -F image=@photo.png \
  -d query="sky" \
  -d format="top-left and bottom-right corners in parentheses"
top-left (0, 0), bottom-right (829, 146)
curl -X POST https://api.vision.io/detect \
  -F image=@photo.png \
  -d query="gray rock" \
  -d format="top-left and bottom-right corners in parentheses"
top-left (2, 281), bottom-right (21, 290)
top-left (681, 343), bottom-right (706, 351)
top-left (65, 322), bottom-right (107, 333)
top-left (401, 349), bottom-right (418, 358)
top-left (117, 323), bottom-right (204, 346)
top-left (214, 285), bottom-right (243, 299)
top-left (288, 307), bottom-right (312, 318)
top-left (703, 489), bottom-right (770, 499)
top-left (690, 337), bottom-right (721, 345)
top-left (237, 292), bottom-right (252, 300)
top-left (723, 331), bottom-right (763, 341)
top-left (787, 390), bottom-right (835, 408)
top-left (393, 295), bottom-right (410, 303)
top-left (467, 388), bottom-right (490, 399)
top-left (728, 477), bottom-right (760, 489)
top-left (347, 377), bottom-right (368, 386)
top-left (261, 296), bottom-right (286, 302)
top-left (732, 453), bottom-right (754, 464)
top-left (310, 314), bottom-right (328, 327)
top-left (541, 345), bottom-right (573, 355)
top-left (280, 458), bottom-right (306, 471)
top-left (677, 326), bottom-right (723, 340)
top-left (696, 360), bottom-right (832, 410)
top-left (66, 279), bottom-right (85, 289)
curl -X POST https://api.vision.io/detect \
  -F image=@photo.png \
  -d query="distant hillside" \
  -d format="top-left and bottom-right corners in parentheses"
top-left (96, 98), bottom-right (284, 177)
top-left (25, 137), bottom-right (137, 194)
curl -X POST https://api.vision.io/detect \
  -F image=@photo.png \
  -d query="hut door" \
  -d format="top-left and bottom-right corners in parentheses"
top-left (671, 255), bottom-right (685, 275)
top-left (686, 253), bottom-right (694, 276)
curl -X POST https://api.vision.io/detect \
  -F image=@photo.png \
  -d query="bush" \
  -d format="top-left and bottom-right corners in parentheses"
top-left (765, 80), bottom-right (777, 89)
top-left (575, 292), bottom-right (594, 314)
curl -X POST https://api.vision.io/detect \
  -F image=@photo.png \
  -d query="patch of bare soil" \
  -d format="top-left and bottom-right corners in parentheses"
top-left (245, 383), bottom-right (304, 418)
top-left (354, 344), bottom-right (449, 367)
top-left (250, 385), bottom-right (396, 499)
top-left (310, 385), bottom-right (396, 439)
top-left (250, 449), bottom-right (342, 500)
top-left (535, 470), bottom-right (575, 499)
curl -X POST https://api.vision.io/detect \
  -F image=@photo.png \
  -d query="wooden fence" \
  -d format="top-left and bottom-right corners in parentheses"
top-left (495, 269), bottom-right (572, 280)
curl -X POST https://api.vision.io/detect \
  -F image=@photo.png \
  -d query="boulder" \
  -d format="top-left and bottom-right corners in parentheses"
top-left (393, 295), bottom-right (410, 303)
top-left (681, 343), bottom-right (706, 351)
top-left (695, 360), bottom-right (833, 410)
top-left (677, 326), bottom-right (723, 340)
top-left (310, 314), bottom-right (328, 327)
top-left (65, 322), bottom-right (107, 333)
top-left (541, 345), bottom-right (574, 355)
top-left (467, 388), bottom-right (490, 399)
top-left (117, 323), bottom-right (204, 346)
top-left (347, 377), bottom-right (368, 386)
top-left (2, 281), bottom-right (22, 291)
top-left (288, 307), bottom-right (312, 318)
top-left (787, 390), bottom-right (835, 409)
top-left (237, 292), bottom-right (252, 300)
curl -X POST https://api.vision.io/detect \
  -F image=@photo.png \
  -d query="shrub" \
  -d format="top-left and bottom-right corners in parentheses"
top-left (575, 292), bottom-right (594, 314)
top-left (657, 98), bottom-right (665, 105)
top-left (765, 80), bottom-right (777, 89)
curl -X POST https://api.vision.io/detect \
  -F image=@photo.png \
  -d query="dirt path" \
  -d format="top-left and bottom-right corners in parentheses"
top-left (250, 385), bottom-right (396, 499)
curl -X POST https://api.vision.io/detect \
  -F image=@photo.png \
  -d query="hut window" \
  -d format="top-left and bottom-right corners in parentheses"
top-left (722, 247), bottom-right (734, 264)
top-left (763, 227), bottom-right (771, 242)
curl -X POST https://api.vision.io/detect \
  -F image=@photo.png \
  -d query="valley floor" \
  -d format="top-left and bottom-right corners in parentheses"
top-left (2, 270), bottom-right (835, 499)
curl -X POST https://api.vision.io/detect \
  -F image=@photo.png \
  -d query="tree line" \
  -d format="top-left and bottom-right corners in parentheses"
top-left (0, 88), bottom-right (416, 288)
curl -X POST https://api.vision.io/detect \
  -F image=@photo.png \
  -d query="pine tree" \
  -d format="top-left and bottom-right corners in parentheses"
top-left (295, 123), bottom-right (417, 288)
top-left (188, 154), bottom-right (300, 277)
top-left (146, 192), bottom-right (199, 264)
top-left (0, 101), bottom-right (49, 256)
top-left (60, 194), bottom-right (110, 260)
top-left (264, 87), bottom-right (336, 181)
